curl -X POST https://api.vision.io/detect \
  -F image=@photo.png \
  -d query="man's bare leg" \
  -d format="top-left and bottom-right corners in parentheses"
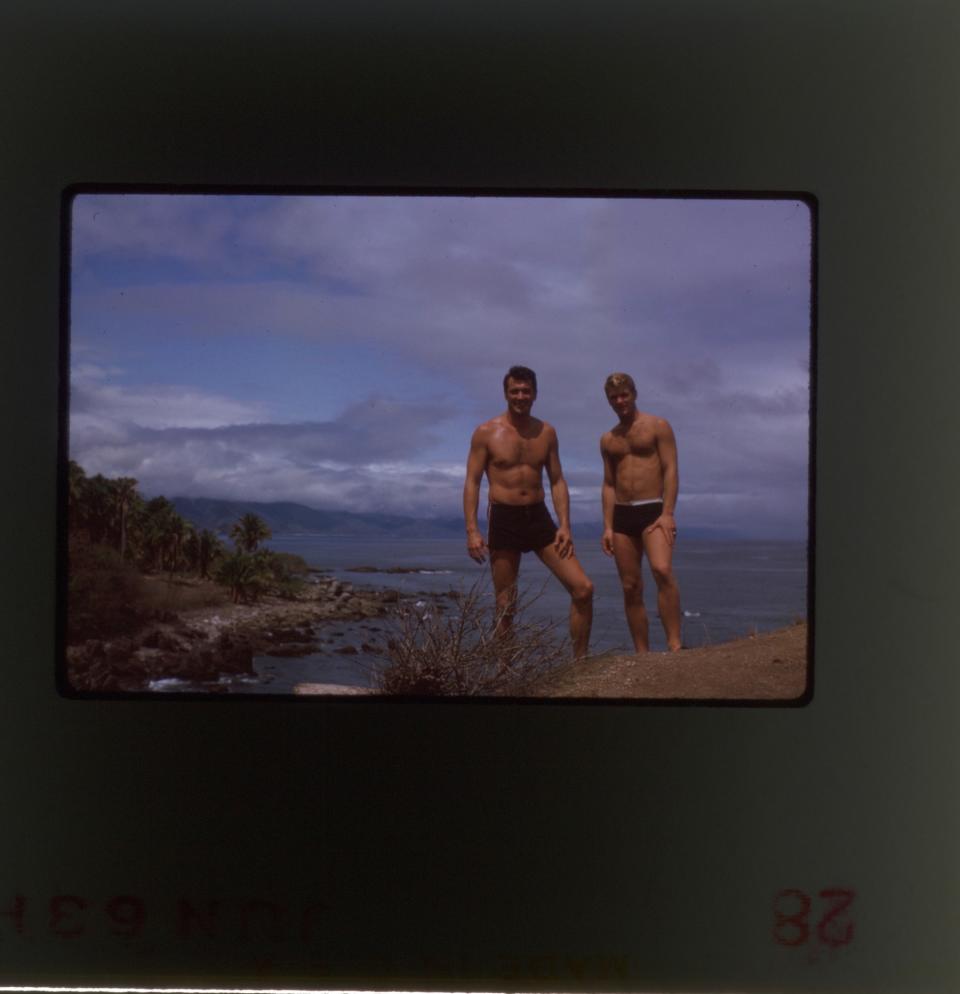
top-left (534, 544), bottom-right (594, 657)
top-left (643, 526), bottom-right (682, 651)
top-left (612, 531), bottom-right (649, 652)
top-left (489, 548), bottom-right (521, 641)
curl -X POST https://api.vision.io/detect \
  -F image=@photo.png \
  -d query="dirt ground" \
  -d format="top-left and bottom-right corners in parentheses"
top-left (536, 622), bottom-right (809, 701)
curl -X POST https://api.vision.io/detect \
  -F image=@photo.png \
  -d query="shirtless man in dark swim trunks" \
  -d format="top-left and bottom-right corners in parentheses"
top-left (600, 372), bottom-right (682, 652)
top-left (464, 366), bottom-right (594, 657)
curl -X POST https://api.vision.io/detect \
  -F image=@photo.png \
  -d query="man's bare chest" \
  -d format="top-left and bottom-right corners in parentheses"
top-left (488, 431), bottom-right (548, 469)
top-left (607, 423), bottom-right (658, 460)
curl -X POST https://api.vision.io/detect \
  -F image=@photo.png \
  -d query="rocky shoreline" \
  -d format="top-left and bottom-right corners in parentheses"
top-left (66, 570), bottom-right (808, 700)
top-left (66, 574), bottom-right (406, 694)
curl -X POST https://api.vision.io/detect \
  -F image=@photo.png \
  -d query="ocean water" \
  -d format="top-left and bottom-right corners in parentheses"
top-left (242, 534), bottom-right (808, 693)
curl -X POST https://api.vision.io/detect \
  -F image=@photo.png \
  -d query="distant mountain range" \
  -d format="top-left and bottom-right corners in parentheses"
top-left (170, 496), bottom-right (746, 541)
top-left (170, 496), bottom-right (469, 539)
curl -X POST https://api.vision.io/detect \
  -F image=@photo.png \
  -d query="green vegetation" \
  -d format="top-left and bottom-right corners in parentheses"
top-left (68, 539), bottom-right (147, 641)
top-left (230, 512), bottom-right (272, 553)
top-left (67, 462), bottom-right (310, 640)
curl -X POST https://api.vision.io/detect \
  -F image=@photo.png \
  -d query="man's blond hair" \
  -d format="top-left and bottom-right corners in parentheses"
top-left (604, 372), bottom-right (637, 396)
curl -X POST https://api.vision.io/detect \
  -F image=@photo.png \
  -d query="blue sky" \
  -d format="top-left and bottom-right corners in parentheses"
top-left (69, 192), bottom-right (812, 538)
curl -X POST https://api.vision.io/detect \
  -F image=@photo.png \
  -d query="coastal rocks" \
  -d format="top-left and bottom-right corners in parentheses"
top-left (262, 624), bottom-right (316, 644)
top-left (67, 629), bottom-right (257, 693)
top-left (141, 627), bottom-right (196, 652)
top-left (65, 574), bottom-right (400, 693)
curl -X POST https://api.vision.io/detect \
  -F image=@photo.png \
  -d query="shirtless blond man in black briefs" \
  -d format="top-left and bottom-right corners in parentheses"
top-left (464, 366), bottom-right (594, 657)
top-left (600, 372), bottom-right (682, 652)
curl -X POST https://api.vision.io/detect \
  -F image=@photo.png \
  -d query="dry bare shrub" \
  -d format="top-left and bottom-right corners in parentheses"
top-left (374, 578), bottom-right (568, 697)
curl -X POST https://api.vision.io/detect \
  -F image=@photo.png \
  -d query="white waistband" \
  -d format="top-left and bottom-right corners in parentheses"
top-left (617, 498), bottom-right (663, 506)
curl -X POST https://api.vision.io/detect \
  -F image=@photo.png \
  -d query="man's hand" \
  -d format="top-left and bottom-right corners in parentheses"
top-left (645, 513), bottom-right (678, 546)
top-left (466, 529), bottom-right (488, 564)
top-left (553, 526), bottom-right (574, 559)
top-left (601, 528), bottom-right (615, 556)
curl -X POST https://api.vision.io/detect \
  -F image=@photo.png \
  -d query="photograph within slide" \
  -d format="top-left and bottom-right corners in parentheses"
top-left (62, 190), bottom-right (813, 700)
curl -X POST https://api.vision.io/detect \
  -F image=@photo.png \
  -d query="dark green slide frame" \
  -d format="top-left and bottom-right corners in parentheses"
top-left (1, 2), bottom-right (957, 991)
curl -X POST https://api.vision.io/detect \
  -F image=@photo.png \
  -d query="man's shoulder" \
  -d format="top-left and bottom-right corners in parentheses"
top-left (602, 419), bottom-right (633, 440)
top-left (472, 415), bottom-right (501, 436)
top-left (636, 410), bottom-right (672, 429)
top-left (472, 414), bottom-right (518, 445)
top-left (649, 413), bottom-right (674, 433)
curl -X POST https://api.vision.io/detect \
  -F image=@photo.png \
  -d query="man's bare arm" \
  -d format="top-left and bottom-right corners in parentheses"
top-left (545, 427), bottom-right (574, 557)
top-left (463, 427), bottom-right (489, 562)
top-left (651, 418), bottom-right (679, 544)
top-left (600, 437), bottom-right (617, 556)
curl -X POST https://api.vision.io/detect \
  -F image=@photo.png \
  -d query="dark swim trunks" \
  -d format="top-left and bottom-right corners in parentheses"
top-left (488, 501), bottom-right (558, 553)
top-left (612, 499), bottom-right (664, 537)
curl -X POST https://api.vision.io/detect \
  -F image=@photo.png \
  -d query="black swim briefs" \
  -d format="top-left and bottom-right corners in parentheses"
top-left (487, 501), bottom-right (558, 553)
top-left (612, 500), bottom-right (664, 538)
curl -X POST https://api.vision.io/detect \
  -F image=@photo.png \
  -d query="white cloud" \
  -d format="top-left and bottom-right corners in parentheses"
top-left (68, 364), bottom-right (465, 515)
top-left (71, 193), bottom-right (236, 267)
top-left (71, 365), bottom-right (267, 431)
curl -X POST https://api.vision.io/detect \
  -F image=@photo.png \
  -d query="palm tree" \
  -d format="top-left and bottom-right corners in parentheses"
top-left (124, 494), bottom-right (148, 564)
top-left (142, 497), bottom-right (178, 571)
top-left (67, 460), bottom-right (87, 513)
top-left (197, 529), bottom-right (224, 579)
top-left (215, 552), bottom-right (271, 604)
top-left (165, 514), bottom-right (189, 575)
top-left (230, 513), bottom-right (272, 554)
top-left (111, 477), bottom-right (139, 560)
top-left (84, 474), bottom-right (116, 545)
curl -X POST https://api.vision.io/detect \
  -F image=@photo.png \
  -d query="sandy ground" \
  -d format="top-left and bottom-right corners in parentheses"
top-left (536, 622), bottom-right (809, 700)
top-left (294, 682), bottom-right (375, 695)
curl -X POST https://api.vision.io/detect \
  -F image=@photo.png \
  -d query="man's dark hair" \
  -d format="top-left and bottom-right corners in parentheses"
top-left (503, 365), bottom-right (538, 393)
